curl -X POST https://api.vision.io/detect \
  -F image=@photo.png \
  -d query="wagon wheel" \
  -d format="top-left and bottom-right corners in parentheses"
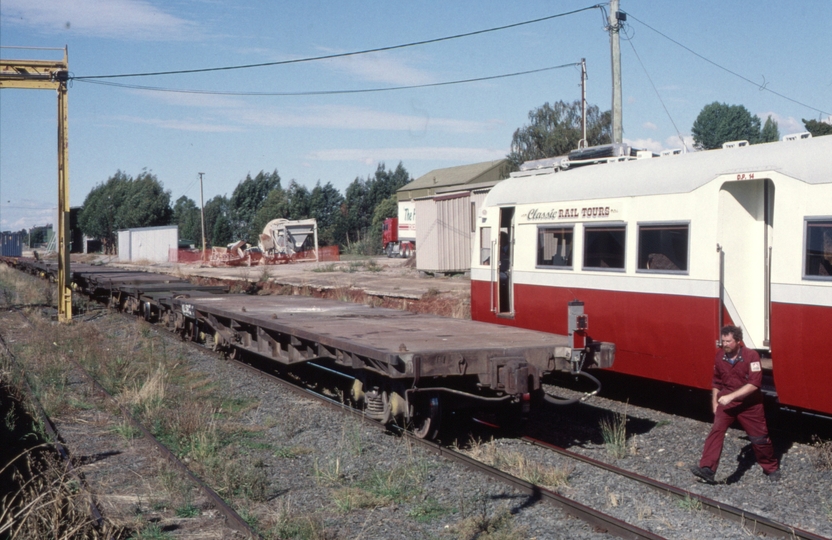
top-left (410, 394), bottom-right (441, 439)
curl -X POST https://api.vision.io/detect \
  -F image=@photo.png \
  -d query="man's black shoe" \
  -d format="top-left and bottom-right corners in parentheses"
top-left (766, 469), bottom-right (781, 482)
top-left (690, 465), bottom-right (716, 484)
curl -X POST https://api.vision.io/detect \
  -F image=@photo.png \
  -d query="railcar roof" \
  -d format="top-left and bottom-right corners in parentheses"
top-left (486, 135), bottom-right (832, 207)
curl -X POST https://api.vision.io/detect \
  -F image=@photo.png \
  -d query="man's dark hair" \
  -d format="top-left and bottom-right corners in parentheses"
top-left (720, 325), bottom-right (743, 343)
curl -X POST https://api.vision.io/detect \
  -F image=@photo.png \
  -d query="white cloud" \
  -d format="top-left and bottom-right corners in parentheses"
top-left (322, 50), bottom-right (435, 86)
top-left (3, 0), bottom-right (198, 40)
top-left (624, 134), bottom-right (694, 153)
top-left (111, 115), bottom-right (243, 133)
top-left (236, 105), bottom-right (499, 134)
top-left (307, 147), bottom-right (507, 163)
top-left (757, 111), bottom-right (803, 136)
top-left (643, 122), bottom-right (658, 130)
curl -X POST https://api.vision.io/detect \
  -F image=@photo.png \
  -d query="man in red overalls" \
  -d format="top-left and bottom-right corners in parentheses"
top-left (691, 325), bottom-right (780, 483)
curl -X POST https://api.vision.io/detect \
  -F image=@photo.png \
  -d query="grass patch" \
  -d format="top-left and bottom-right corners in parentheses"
top-left (175, 503), bottom-right (200, 518)
top-left (452, 505), bottom-right (527, 540)
top-left (274, 446), bottom-right (312, 459)
top-left (600, 405), bottom-right (629, 459)
top-left (311, 263), bottom-right (337, 273)
top-left (465, 438), bottom-right (572, 489)
top-left (676, 494), bottom-right (703, 512)
top-left (407, 497), bottom-right (451, 522)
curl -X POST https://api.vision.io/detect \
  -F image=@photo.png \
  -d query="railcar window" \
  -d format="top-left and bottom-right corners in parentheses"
top-left (537, 227), bottom-right (573, 267)
top-left (584, 226), bottom-right (626, 270)
top-left (637, 224), bottom-right (689, 272)
top-left (804, 220), bottom-right (832, 278)
top-left (480, 227), bottom-right (492, 265)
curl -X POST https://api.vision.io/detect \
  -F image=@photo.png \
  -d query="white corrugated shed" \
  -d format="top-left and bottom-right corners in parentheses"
top-left (415, 180), bottom-right (504, 274)
top-left (118, 225), bottom-right (178, 263)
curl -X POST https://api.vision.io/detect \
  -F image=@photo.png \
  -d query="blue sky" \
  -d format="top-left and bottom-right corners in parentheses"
top-left (1, 0), bottom-right (830, 231)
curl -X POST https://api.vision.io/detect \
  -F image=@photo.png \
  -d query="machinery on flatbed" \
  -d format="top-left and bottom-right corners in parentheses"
top-left (2, 257), bottom-right (615, 439)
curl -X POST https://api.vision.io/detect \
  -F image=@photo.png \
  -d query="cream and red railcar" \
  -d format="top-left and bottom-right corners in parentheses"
top-left (472, 135), bottom-right (832, 416)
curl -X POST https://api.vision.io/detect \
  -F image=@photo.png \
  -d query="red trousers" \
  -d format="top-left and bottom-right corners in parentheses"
top-left (699, 401), bottom-right (778, 474)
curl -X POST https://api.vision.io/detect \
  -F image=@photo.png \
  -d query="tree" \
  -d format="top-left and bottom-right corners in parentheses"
top-left (173, 196), bottom-right (202, 247)
top-left (803, 118), bottom-right (832, 137)
top-left (228, 170), bottom-right (281, 242)
top-left (507, 100), bottom-right (612, 168)
top-left (691, 102), bottom-right (762, 150)
top-left (203, 195), bottom-right (229, 248)
top-left (308, 181), bottom-right (345, 246)
top-left (760, 115), bottom-right (780, 143)
top-left (78, 170), bottom-right (173, 253)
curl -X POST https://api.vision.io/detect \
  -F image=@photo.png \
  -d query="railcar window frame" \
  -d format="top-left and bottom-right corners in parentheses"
top-left (635, 222), bottom-right (691, 275)
top-left (803, 218), bottom-right (832, 280)
top-left (535, 225), bottom-right (574, 270)
top-left (582, 223), bottom-right (627, 272)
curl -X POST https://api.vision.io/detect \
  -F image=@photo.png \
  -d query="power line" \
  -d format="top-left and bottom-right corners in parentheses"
top-left (74, 63), bottom-right (581, 96)
top-left (625, 11), bottom-right (831, 116)
top-left (70, 5), bottom-right (602, 80)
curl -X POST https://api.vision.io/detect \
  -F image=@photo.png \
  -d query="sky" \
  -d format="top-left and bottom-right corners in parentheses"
top-left (1, 0), bottom-right (830, 231)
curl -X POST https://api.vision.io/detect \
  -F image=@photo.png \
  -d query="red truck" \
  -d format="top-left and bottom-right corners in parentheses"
top-left (382, 217), bottom-right (414, 258)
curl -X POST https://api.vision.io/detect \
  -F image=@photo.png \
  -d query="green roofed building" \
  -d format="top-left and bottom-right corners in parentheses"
top-left (396, 159), bottom-right (511, 202)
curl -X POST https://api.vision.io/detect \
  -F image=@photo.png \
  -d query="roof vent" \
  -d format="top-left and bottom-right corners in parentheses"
top-left (660, 148), bottom-right (683, 156)
top-left (782, 132), bottom-right (812, 141)
top-left (722, 140), bottom-right (749, 149)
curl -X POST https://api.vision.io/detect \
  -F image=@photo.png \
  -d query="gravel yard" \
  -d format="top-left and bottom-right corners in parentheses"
top-left (2, 260), bottom-right (831, 539)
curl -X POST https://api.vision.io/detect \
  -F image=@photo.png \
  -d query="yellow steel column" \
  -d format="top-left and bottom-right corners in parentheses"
top-left (57, 53), bottom-right (72, 322)
top-left (0, 47), bottom-right (72, 321)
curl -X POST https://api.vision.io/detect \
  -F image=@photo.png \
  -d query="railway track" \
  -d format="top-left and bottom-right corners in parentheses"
top-left (0, 308), bottom-right (259, 539)
top-left (4, 257), bottom-right (832, 538)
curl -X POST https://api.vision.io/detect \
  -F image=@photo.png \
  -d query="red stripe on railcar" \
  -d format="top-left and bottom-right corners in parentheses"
top-left (770, 302), bottom-right (832, 415)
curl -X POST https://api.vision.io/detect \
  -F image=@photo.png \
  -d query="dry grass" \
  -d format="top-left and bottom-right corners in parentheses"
top-left (811, 435), bottom-right (832, 471)
top-left (0, 448), bottom-right (125, 539)
top-left (465, 438), bottom-right (572, 490)
top-left (452, 505), bottom-right (527, 540)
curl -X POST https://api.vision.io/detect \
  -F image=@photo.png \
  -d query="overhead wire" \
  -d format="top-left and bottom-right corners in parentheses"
top-left (621, 25), bottom-right (689, 151)
top-left (624, 11), bottom-right (831, 116)
top-left (70, 5), bottom-right (603, 81)
top-left (74, 63), bottom-right (581, 96)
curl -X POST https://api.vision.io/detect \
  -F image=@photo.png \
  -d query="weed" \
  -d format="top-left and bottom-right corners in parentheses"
top-left (453, 505), bottom-right (527, 540)
top-left (313, 457), bottom-right (343, 486)
top-left (364, 259), bottom-right (382, 273)
top-left (175, 503), bottom-right (200, 518)
top-left (332, 486), bottom-right (386, 512)
top-left (655, 419), bottom-right (671, 428)
top-left (677, 494), bottom-right (703, 512)
top-left (259, 266), bottom-right (272, 283)
top-left (131, 522), bottom-right (174, 539)
top-left (312, 263), bottom-right (337, 273)
top-left (265, 499), bottom-right (327, 539)
top-left (407, 497), bottom-right (451, 522)
top-left (111, 419), bottom-right (142, 441)
top-left (465, 438), bottom-right (572, 489)
top-left (340, 419), bottom-right (366, 457)
top-left (811, 435), bottom-right (832, 471)
top-left (600, 405), bottom-right (629, 459)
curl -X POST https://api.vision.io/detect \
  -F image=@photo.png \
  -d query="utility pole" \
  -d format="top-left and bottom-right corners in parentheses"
top-left (609, 0), bottom-right (624, 144)
top-left (199, 172), bottom-right (207, 263)
top-left (580, 58), bottom-right (588, 149)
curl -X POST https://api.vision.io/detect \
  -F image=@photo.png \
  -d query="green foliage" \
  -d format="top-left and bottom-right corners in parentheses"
top-left (172, 196), bottom-right (202, 248)
top-left (337, 162), bottom-right (410, 251)
top-left (507, 100), bottom-right (612, 168)
top-left (691, 102), bottom-right (762, 150)
top-left (228, 170), bottom-right (281, 242)
top-left (308, 181), bottom-right (345, 245)
top-left (203, 195), bottom-right (230, 247)
top-left (760, 115), bottom-right (780, 143)
top-left (78, 170), bottom-right (173, 252)
top-left (803, 118), bottom-right (832, 137)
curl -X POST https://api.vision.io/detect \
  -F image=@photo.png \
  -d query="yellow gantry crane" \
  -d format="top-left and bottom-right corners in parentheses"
top-left (0, 47), bottom-right (72, 322)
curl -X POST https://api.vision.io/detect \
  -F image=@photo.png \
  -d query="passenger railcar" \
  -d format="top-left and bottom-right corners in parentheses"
top-left (472, 134), bottom-right (832, 416)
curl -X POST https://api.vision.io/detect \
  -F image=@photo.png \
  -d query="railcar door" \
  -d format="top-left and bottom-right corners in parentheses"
top-left (716, 179), bottom-right (774, 349)
top-left (498, 207), bottom-right (515, 315)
